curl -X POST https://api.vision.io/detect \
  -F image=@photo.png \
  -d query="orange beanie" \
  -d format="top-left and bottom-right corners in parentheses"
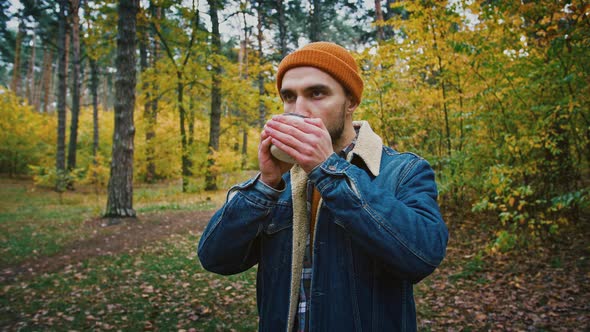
top-left (276, 42), bottom-right (364, 104)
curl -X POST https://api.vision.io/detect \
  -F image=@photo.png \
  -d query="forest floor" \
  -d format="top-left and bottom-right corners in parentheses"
top-left (2, 198), bottom-right (589, 330)
top-left (0, 210), bottom-right (215, 283)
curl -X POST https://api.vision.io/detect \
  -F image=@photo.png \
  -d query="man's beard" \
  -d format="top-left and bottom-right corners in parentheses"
top-left (328, 102), bottom-right (347, 143)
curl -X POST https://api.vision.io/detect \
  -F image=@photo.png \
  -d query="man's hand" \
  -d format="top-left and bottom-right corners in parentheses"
top-left (258, 128), bottom-right (293, 188)
top-left (263, 114), bottom-right (333, 174)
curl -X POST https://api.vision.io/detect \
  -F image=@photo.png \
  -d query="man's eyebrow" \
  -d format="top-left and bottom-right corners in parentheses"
top-left (280, 84), bottom-right (331, 96)
top-left (304, 84), bottom-right (330, 92)
top-left (279, 88), bottom-right (293, 95)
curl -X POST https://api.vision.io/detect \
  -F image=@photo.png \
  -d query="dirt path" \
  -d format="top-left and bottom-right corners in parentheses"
top-left (0, 210), bottom-right (215, 283)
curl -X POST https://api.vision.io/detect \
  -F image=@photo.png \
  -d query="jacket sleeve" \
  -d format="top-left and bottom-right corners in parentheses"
top-left (197, 175), bottom-right (284, 275)
top-left (309, 153), bottom-right (448, 283)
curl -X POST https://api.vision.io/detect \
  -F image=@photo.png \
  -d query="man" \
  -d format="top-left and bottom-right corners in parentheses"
top-left (198, 42), bottom-right (448, 331)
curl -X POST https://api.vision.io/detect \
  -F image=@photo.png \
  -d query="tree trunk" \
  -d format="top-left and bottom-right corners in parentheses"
top-left (256, 0), bottom-right (266, 129)
top-left (39, 49), bottom-right (52, 112)
top-left (56, 0), bottom-right (69, 191)
top-left (375, 0), bottom-right (384, 41)
top-left (26, 34), bottom-right (36, 105)
top-left (276, 0), bottom-right (287, 58)
top-left (33, 51), bottom-right (43, 112)
top-left (90, 59), bottom-right (99, 178)
top-left (188, 96), bottom-right (195, 175)
top-left (10, 21), bottom-right (25, 96)
top-left (205, 0), bottom-right (222, 191)
top-left (105, 0), bottom-right (139, 219)
top-left (44, 50), bottom-right (55, 113)
top-left (239, 7), bottom-right (249, 167)
top-left (152, 1), bottom-right (200, 191)
top-left (139, 18), bottom-right (152, 183)
top-left (67, 0), bottom-right (81, 176)
top-left (178, 71), bottom-right (191, 192)
top-left (309, 0), bottom-right (321, 42)
top-left (242, 128), bottom-right (248, 169)
top-left (144, 1), bottom-right (161, 183)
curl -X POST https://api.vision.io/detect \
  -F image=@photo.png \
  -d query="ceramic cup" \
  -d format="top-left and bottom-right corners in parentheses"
top-left (269, 113), bottom-right (308, 164)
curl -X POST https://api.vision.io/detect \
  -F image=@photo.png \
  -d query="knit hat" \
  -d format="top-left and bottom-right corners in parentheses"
top-left (276, 42), bottom-right (364, 104)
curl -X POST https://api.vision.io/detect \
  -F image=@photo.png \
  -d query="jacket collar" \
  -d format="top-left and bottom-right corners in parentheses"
top-left (348, 121), bottom-right (383, 177)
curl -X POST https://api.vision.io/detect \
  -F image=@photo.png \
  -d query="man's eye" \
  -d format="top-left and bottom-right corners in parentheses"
top-left (311, 90), bottom-right (325, 98)
top-left (283, 94), bottom-right (295, 102)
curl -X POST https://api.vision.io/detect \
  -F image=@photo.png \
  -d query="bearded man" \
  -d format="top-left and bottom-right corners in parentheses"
top-left (198, 42), bottom-right (448, 332)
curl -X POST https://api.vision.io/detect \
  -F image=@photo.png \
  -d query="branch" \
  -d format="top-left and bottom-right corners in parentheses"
top-left (182, 4), bottom-right (200, 68)
top-left (151, 20), bottom-right (179, 72)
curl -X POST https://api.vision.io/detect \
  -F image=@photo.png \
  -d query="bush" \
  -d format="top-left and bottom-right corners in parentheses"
top-left (0, 88), bottom-right (55, 175)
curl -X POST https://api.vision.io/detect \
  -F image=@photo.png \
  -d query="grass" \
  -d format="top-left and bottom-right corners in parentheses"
top-left (2, 177), bottom-right (588, 330)
top-left (0, 178), bottom-right (225, 266)
top-left (1, 234), bottom-right (258, 331)
top-left (448, 251), bottom-right (486, 282)
top-left (0, 177), bottom-right (258, 331)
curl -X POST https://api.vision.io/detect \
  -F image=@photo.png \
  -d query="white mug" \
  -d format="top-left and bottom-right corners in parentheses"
top-left (269, 113), bottom-right (308, 164)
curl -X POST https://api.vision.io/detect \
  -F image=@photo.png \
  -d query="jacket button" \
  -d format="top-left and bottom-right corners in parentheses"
top-left (328, 165), bottom-right (337, 171)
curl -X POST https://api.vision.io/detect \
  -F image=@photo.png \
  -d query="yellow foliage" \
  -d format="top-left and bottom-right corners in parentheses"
top-left (0, 88), bottom-right (55, 175)
top-left (508, 197), bottom-right (515, 207)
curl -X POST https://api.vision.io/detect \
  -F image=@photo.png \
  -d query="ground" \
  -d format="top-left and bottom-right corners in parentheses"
top-left (2, 208), bottom-right (589, 330)
top-left (1, 210), bottom-right (214, 283)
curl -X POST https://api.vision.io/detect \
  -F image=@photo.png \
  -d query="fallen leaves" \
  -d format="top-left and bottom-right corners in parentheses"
top-left (2, 208), bottom-right (587, 331)
top-left (1, 234), bottom-right (258, 331)
top-left (415, 217), bottom-right (590, 331)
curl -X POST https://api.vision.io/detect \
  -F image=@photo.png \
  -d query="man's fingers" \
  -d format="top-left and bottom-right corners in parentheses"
top-left (265, 124), bottom-right (300, 145)
top-left (303, 117), bottom-right (326, 130)
top-left (266, 117), bottom-right (323, 144)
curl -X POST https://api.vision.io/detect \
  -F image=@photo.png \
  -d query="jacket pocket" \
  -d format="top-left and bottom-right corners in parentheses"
top-left (260, 204), bottom-right (293, 270)
top-left (263, 203), bottom-right (293, 235)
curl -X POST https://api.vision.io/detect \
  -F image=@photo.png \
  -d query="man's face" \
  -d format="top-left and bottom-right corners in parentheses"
top-left (279, 66), bottom-right (355, 143)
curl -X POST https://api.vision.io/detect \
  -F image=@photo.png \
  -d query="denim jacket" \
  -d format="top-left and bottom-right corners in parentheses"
top-left (198, 121), bottom-right (448, 331)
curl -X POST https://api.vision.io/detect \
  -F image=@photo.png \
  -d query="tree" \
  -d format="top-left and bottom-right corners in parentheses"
top-left (55, 0), bottom-right (69, 191)
top-left (151, 0), bottom-right (203, 192)
top-left (25, 31), bottom-right (36, 105)
top-left (142, 1), bottom-right (162, 183)
top-left (42, 2), bottom-right (62, 111)
top-left (10, 20), bottom-right (25, 96)
top-left (309, 0), bottom-right (321, 41)
top-left (90, 58), bottom-right (99, 172)
top-left (306, 0), bottom-right (368, 47)
top-left (205, 0), bottom-right (223, 191)
top-left (38, 48), bottom-right (53, 113)
top-left (275, 0), bottom-right (287, 57)
top-left (374, 0), bottom-right (384, 41)
top-left (5, 0), bottom-right (58, 104)
top-left (105, 0), bottom-right (139, 219)
top-left (139, 3), bottom-right (151, 182)
top-left (67, 0), bottom-right (81, 177)
top-left (254, 0), bottom-right (266, 128)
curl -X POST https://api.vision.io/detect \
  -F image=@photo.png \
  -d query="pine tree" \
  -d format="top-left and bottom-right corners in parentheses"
top-left (67, 0), bottom-right (81, 179)
top-left (55, 0), bottom-right (69, 191)
top-left (105, 0), bottom-right (139, 219)
top-left (205, 0), bottom-right (223, 191)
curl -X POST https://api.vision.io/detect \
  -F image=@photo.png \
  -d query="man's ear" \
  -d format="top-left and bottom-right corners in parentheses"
top-left (346, 95), bottom-right (359, 114)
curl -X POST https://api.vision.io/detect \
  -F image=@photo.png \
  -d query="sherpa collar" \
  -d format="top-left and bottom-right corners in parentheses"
top-left (286, 121), bottom-right (383, 331)
top-left (347, 121), bottom-right (383, 176)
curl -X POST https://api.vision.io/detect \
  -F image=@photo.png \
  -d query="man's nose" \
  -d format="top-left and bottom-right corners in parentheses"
top-left (293, 97), bottom-right (310, 117)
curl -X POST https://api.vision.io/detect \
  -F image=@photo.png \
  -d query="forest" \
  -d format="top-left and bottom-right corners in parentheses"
top-left (1, 0), bottom-right (589, 330)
